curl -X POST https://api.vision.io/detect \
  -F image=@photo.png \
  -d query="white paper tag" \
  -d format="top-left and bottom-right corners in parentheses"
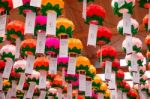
top-left (111, 90), bottom-right (117, 99)
top-left (26, 82), bottom-right (36, 98)
top-left (131, 54), bottom-right (138, 72)
top-left (123, 93), bottom-right (127, 99)
top-left (39, 91), bottom-right (46, 99)
top-left (25, 55), bottom-right (35, 74)
top-left (125, 35), bottom-right (133, 54)
top-left (36, 33), bottom-right (46, 54)
top-left (58, 89), bottom-right (63, 99)
top-left (0, 92), bottom-right (5, 99)
top-left (30, 0), bottom-right (42, 7)
top-left (17, 73), bottom-right (26, 91)
top-left (123, 13), bottom-right (131, 35)
top-left (87, 24), bottom-right (98, 46)
top-left (6, 88), bottom-right (12, 99)
top-left (140, 91), bottom-right (147, 99)
top-left (118, 0), bottom-right (125, 7)
top-left (12, 0), bottom-right (23, 8)
top-left (25, 12), bottom-right (36, 35)
top-left (105, 61), bottom-right (112, 80)
top-left (0, 75), bottom-right (2, 91)
top-left (2, 60), bottom-right (13, 79)
top-left (85, 81), bottom-right (92, 96)
top-left (82, 0), bottom-right (87, 20)
top-left (15, 38), bottom-right (21, 59)
top-left (46, 12), bottom-right (57, 36)
top-left (0, 14), bottom-right (7, 34)
top-left (133, 72), bottom-right (140, 84)
top-left (109, 73), bottom-right (116, 90)
top-left (148, 8), bottom-right (150, 31)
top-left (59, 38), bottom-right (68, 57)
top-left (49, 56), bottom-right (57, 74)
top-left (98, 94), bottom-right (104, 99)
top-left (62, 68), bottom-right (65, 86)
top-left (67, 56), bottom-right (76, 74)
top-left (117, 90), bottom-right (123, 99)
top-left (79, 73), bottom-right (86, 91)
top-left (67, 83), bottom-right (72, 99)
top-left (39, 71), bottom-right (46, 89)
top-left (11, 81), bottom-right (17, 97)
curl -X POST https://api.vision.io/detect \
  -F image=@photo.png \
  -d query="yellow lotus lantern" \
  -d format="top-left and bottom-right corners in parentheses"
top-left (56, 18), bottom-right (75, 38)
top-left (86, 65), bottom-right (96, 79)
top-left (100, 82), bottom-right (108, 92)
top-left (92, 75), bottom-right (102, 92)
top-left (41, 0), bottom-right (64, 16)
top-left (68, 38), bottom-right (83, 55)
top-left (104, 89), bottom-right (110, 98)
top-left (76, 56), bottom-right (91, 72)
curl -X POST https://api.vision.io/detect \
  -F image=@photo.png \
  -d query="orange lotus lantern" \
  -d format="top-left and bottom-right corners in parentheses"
top-left (139, 0), bottom-right (150, 8)
top-left (145, 34), bottom-right (150, 51)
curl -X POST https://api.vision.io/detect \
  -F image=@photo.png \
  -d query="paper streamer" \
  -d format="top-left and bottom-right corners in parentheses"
top-left (111, 90), bottom-right (117, 99)
top-left (67, 83), bottom-right (72, 99)
top-left (6, 88), bottom-right (12, 99)
top-left (131, 53), bottom-right (138, 72)
top-left (59, 36), bottom-right (68, 57)
top-left (82, 0), bottom-right (87, 20)
top-left (58, 89), bottom-right (63, 99)
top-left (36, 33), bottom-right (46, 54)
top-left (133, 72), bottom-right (140, 84)
top-left (46, 12), bottom-right (57, 36)
top-left (87, 24), bottom-right (98, 46)
top-left (148, 8), bottom-right (150, 31)
top-left (48, 96), bottom-right (53, 99)
top-left (67, 55), bottom-right (77, 75)
top-left (140, 91), bottom-right (147, 99)
top-left (105, 61), bottom-right (112, 81)
top-left (123, 92), bottom-right (127, 99)
top-left (26, 82), bottom-right (36, 98)
top-left (0, 92), bottom-right (5, 99)
top-left (39, 71), bottom-right (47, 89)
top-left (2, 60), bottom-right (13, 79)
top-left (17, 73), bottom-right (26, 91)
top-left (0, 14), bottom-right (7, 34)
top-left (12, 0), bottom-right (23, 8)
top-left (15, 38), bottom-right (21, 59)
top-left (39, 90), bottom-right (46, 99)
top-left (79, 71), bottom-right (86, 91)
top-left (30, 0), bottom-right (42, 7)
top-left (23, 91), bottom-right (27, 99)
top-left (0, 75), bottom-right (2, 91)
top-left (98, 93), bottom-right (104, 99)
top-left (85, 79), bottom-right (92, 96)
top-left (25, 55), bottom-right (35, 74)
top-left (11, 81), bottom-right (17, 98)
top-left (25, 12), bottom-right (36, 35)
top-left (123, 13), bottom-right (131, 35)
top-left (118, 0), bottom-right (125, 7)
top-left (125, 35), bottom-right (133, 54)
top-left (117, 90), bottom-right (123, 99)
top-left (109, 73), bottom-right (116, 90)
top-left (49, 56), bottom-right (57, 74)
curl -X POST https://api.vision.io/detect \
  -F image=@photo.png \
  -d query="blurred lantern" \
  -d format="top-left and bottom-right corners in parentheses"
top-left (143, 14), bottom-right (149, 31)
top-left (139, 0), bottom-right (150, 8)
top-left (0, 0), bottom-right (13, 14)
top-left (116, 69), bottom-right (124, 81)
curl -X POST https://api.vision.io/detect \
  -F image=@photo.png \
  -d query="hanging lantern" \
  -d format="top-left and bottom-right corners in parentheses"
top-left (57, 57), bottom-right (69, 71)
top-left (6, 20), bottom-right (25, 43)
top-left (2, 80), bottom-right (11, 92)
top-left (47, 73), bottom-right (56, 82)
top-left (0, 60), bottom-right (5, 74)
top-left (99, 82), bottom-right (108, 93)
top-left (92, 75), bottom-right (103, 93)
top-left (18, 0), bottom-right (38, 16)
top-left (116, 69), bottom-right (124, 82)
top-left (145, 34), bottom-right (150, 51)
top-left (86, 65), bottom-right (96, 79)
top-left (51, 75), bottom-right (63, 88)
top-left (117, 18), bottom-right (139, 36)
top-left (13, 59), bottom-right (26, 73)
top-left (56, 18), bottom-right (75, 38)
top-left (34, 57), bottom-right (49, 71)
top-left (45, 37), bottom-right (60, 56)
top-left (41, 0), bottom-right (64, 16)
top-left (0, 44), bottom-right (16, 61)
top-left (68, 38), bottom-right (83, 55)
top-left (34, 15), bottom-right (47, 36)
top-left (143, 14), bottom-right (149, 31)
top-left (9, 70), bottom-right (20, 82)
top-left (122, 81), bottom-right (131, 93)
top-left (127, 89), bottom-right (138, 99)
top-left (0, 34), bottom-right (6, 43)
top-left (122, 37), bottom-right (142, 53)
top-left (125, 53), bottom-right (144, 66)
top-left (47, 88), bottom-right (58, 98)
top-left (104, 89), bottom-right (110, 99)
top-left (0, 0), bottom-right (13, 14)
top-left (20, 39), bottom-right (36, 57)
top-left (76, 56), bottom-right (91, 72)
top-left (139, 0), bottom-right (150, 8)
top-left (33, 86), bottom-right (40, 98)
top-left (65, 72), bottom-right (78, 82)
top-left (97, 46), bottom-right (117, 62)
top-left (111, 0), bottom-right (135, 16)
top-left (96, 26), bottom-right (112, 46)
top-left (86, 4), bottom-right (106, 25)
